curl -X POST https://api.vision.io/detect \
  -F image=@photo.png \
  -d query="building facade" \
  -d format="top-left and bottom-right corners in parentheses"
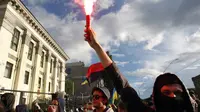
top-left (66, 62), bottom-right (90, 96)
top-left (66, 62), bottom-right (103, 106)
top-left (0, 0), bottom-right (69, 107)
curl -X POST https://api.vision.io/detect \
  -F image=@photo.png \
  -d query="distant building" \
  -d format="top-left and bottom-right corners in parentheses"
top-left (0, 0), bottom-right (69, 107)
top-left (192, 75), bottom-right (200, 97)
top-left (66, 62), bottom-right (102, 105)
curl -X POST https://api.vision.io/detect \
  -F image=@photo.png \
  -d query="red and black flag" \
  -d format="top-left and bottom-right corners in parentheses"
top-left (86, 62), bottom-right (105, 83)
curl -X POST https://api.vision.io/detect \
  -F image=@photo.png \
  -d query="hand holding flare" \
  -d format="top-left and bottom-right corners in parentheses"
top-left (84, 28), bottom-right (98, 49)
top-left (85, 15), bottom-right (91, 41)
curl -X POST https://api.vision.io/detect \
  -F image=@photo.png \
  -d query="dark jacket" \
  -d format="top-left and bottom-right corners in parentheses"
top-left (104, 63), bottom-right (194, 112)
top-left (16, 104), bottom-right (29, 112)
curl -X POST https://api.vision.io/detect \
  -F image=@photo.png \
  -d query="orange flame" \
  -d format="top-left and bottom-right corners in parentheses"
top-left (83, 0), bottom-right (95, 15)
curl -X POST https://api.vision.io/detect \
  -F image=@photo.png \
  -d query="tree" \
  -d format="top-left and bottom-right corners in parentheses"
top-left (65, 79), bottom-right (74, 95)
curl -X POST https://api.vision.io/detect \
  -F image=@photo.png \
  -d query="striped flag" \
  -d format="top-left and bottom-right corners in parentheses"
top-left (86, 62), bottom-right (105, 83)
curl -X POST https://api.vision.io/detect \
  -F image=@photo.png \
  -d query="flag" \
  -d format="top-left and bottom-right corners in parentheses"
top-left (86, 62), bottom-right (105, 83)
top-left (81, 79), bottom-right (88, 85)
top-left (109, 88), bottom-right (119, 104)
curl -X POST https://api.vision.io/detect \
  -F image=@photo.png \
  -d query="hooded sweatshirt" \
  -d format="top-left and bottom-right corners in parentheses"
top-left (104, 63), bottom-right (194, 112)
top-left (153, 73), bottom-right (194, 112)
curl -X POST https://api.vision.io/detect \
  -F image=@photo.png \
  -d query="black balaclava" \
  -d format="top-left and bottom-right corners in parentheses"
top-left (153, 73), bottom-right (194, 112)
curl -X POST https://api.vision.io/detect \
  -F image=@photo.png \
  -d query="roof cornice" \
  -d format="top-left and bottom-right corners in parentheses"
top-left (3, 0), bottom-right (70, 61)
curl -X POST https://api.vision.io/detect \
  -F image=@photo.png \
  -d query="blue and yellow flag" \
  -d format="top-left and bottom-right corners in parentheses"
top-left (81, 79), bottom-right (88, 85)
top-left (109, 88), bottom-right (118, 104)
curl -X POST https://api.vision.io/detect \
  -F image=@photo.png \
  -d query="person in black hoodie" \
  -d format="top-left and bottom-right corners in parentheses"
top-left (0, 93), bottom-right (15, 112)
top-left (84, 28), bottom-right (194, 112)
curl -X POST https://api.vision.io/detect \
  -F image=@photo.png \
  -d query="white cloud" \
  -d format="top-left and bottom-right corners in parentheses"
top-left (185, 66), bottom-right (198, 70)
top-left (95, 0), bottom-right (114, 12)
top-left (112, 53), bottom-right (125, 57)
top-left (114, 61), bottom-right (129, 67)
top-left (29, 6), bottom-right (93, 64)
top-left (125, 68), bottom-right (162, 77)
top-left (132, 61), bottom-right (143, 64)
top-left (23, 0), bottom-right (48, 5)
top-left (144, 32), bottom-right (164, 50)
top-left (132, 82), bottom-right (144, 86)
top-left (25, 0), bottom-right (200, 98)
top-left (194, 63), bottom-right (200, 67)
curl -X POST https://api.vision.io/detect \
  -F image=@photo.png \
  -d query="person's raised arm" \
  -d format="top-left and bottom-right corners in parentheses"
top-left (84, 28), bottom-right (112, 68)
top-left (84, 28), bottom-right (130, 92)
top-left (84, 28), bottom-right (153, 112)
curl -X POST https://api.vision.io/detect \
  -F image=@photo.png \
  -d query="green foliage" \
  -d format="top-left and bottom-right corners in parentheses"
top-left (65, 80), bottom-right (74, 95)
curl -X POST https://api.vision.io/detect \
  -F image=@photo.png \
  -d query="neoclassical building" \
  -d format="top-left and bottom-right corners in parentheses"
top-left (0, 0), bottom-right (69, 106)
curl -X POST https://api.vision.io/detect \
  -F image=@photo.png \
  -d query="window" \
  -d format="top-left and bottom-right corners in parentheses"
top-left (50, 59), bottom-right (53, 73)
top-left (27, 42), bottom-right (34, 60)
top-left (40, 51), bottom-right (45, 67)
top-left (10, 29), bottom-right (20, 51)
top-left (24, 71), bottom-right (29, 84)
top-left (4, 62), bottom-right (13, 79)
top-left (38, 77), bottom-right (41, 88)
top-left (59, 62), bottom-right (62, 73)
top-left (66, 68), bottom-right (71, 75)
top-left (48, 82), bottom-right (51, 92)
top-left (57, 65), bottom-right (60, 78)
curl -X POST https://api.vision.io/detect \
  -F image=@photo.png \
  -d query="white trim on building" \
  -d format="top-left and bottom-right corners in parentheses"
top-left (0, 0), bottom-right (69, 108)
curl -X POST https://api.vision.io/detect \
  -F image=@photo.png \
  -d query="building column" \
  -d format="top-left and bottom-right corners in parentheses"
top-left (29, 42), bottom-right (43, 103)
top-left (13, 30), bottom-right (31, 106)
top-left (53, 58), bottom-right (58, 93)
top-left (44, 51), bottom-right (51, 97)
top-left (60, 62), bottom-right (66, 92)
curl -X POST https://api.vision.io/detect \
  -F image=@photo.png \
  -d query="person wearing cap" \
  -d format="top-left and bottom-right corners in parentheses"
top-left (84, 28), bottom-right (195, 112)
top-left (91, 87), bottom-right (114, 112)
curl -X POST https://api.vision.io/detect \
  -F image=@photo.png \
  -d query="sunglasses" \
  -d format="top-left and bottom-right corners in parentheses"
top-left (92, 95), bottom-right (103, 100)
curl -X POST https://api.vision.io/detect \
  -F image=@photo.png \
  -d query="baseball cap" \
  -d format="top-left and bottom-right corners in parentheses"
top-left (92, 87), bottom-right (110, 100)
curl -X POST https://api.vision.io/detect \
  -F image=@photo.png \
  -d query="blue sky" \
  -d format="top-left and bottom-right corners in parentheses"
top-left (22, 0), bottom-right (200, 98)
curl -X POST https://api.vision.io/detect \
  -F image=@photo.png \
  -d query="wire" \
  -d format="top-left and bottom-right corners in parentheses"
top-left (175, 57), bottom-right (200, 74)
top-left (163, 58), bottom-right (179, 73)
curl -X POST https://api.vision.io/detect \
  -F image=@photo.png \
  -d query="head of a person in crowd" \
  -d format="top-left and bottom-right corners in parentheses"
top-left (91, 87), bottom-right (110, 109)
top-left (153, 73), bottom-right (194, 112)
top-left (1, 93), bottom-right (15, 112)
top-left (51, 100), bottom-right (58, 105)
top-left (83, 102), bottom-right (94, 112)
top-left (52, 93), bottom-right (58, 101)
top-left (87, 102), bottom-right (94, 112)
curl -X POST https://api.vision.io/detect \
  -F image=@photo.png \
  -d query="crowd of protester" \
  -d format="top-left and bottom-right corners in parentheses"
top-left (1, 28), bottom-right (200, 112)
top-left (82, 28), bottom-right (200, 112)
